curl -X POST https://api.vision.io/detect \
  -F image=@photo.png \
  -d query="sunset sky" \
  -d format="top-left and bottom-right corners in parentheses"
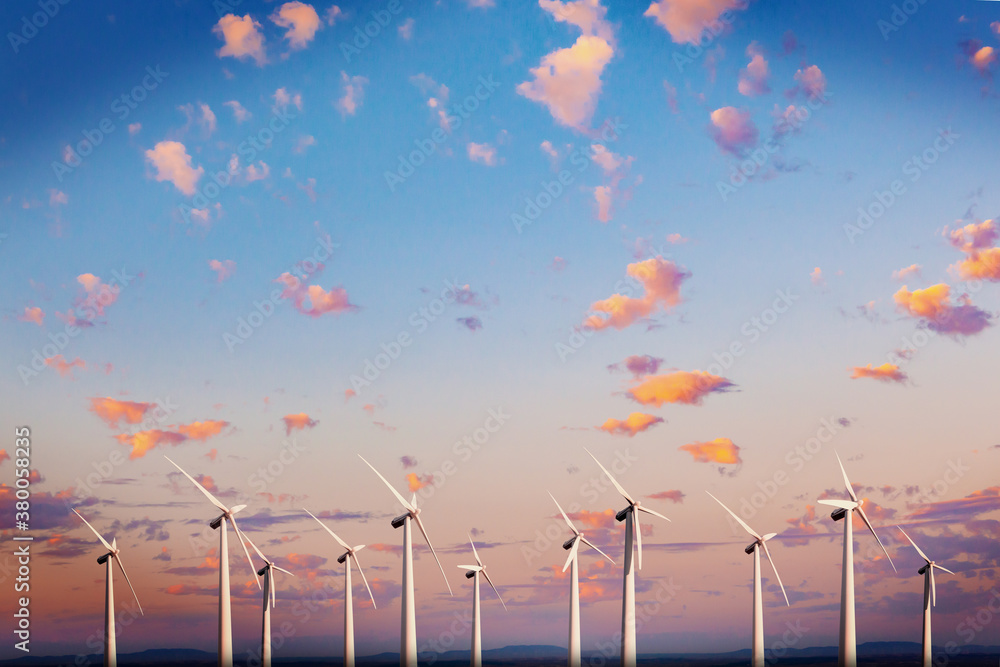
top-left (2, 0), bottom-right (1000, 660)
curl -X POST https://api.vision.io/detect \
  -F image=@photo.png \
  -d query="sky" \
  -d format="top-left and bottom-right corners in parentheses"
top-left (2, 0), bottom-right (1000, 661)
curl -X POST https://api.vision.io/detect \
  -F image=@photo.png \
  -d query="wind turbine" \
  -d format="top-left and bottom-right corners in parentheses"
top-left (705, 492), bottom-right (789, 667)
top-left (359, 455), bottom-right (453, 667)
top-left (457, 534), bottom-right (507, 667)
top-left (165, 456), bottom-right (259, 667)
top-left (586, 450), bottom-right (670, 667)
top-left (816, 453), bottom-right (895, 667)
top-left (897, 527), bottom-right (954, 667)
top-left (304, 508), bottom-right (376, 667)
top-left (549, 492), bottom-right (614, 667)
top-left (71, 509), bottom-right (143, 667)
top-left (240, 532), bottom-right (295, 667)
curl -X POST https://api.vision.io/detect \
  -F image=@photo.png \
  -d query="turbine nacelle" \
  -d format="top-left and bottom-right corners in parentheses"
top-left (918, 563), bottom-right (929, 575)
top-left (831, 507), bottom-right (848, 521)
top-left (257, 565), bottom-right (269, 577)
top-left (391, 513), bottom-right (409, 529)
top-left (337, 553), bottom-right (349, 564)
top-left (615, 507), bottom-right (630, 522)
top-left (562, 537), bottom-right (576, 551)
top-left (97, 552), bottom-right (113, 565)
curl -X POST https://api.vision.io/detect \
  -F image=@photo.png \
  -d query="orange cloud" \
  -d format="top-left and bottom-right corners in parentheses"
top-left (406, 472), bottom-right (433, 492)
top-left (44, 355), bottom-right (85, 378)
top-left (213, 14), bottom-right (267, 65)
top-left (0, 450), bottom-right (9, 465)
top-left (275, 273), bottom-right (358, 317)
top-left (89, 397), bottom-right (154, 428)
top-left (709, 106), bottom-right (758, 156)
top-left (282, 413), bottom-right (318, 435)
top-left (627, 370), bottom-right (733, 406)
top-left (598, 412), bottom-right (664, 437)
top-left (892, 264), bottom-right (922, 281)
top-left (945, 219), bottom-right (998, 253)
top-left (178, 420), bottom-right (230, 440)
top-left (17, 306), bottom-right (44, 326)
top-left (145, 141), bottom-right (203, 195)
top-left (952, 248), bottom-right (1000, 281)
top-left (584, 257), bottom-right (691, 330)
top-left (971, 46), bottom-right (997, 73)
top-left (270, 2), bottom-right (321, 50)
top-left (679, 437), bottom-right (741, 465)
top-left (850, 363), bottom-right (907, 383)
top-left (644, 0), bottom-right (747, 44)
top-left (116, 429), bottom-right (188, 459)
top-left (568, 508), bottom-right (617, 530)
top-left (893, 284), bottom-right (991, 336)
top-left (648, 489), bottom-right (684, 503)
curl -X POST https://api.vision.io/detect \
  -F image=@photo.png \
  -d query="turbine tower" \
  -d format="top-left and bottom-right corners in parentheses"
top-left (549, 492), bottom-right (614, 667)
top-left (586, 450), bottom-right (670, 667)
top-left (457, 534), bottom-right (506, 667)
top-left (817, 453), bottom-right (895, 667)
top-left (897, 527), bottom-right (954, 667)
top-left (304, 508), bottom-right (377, 667)
top-left (359, 455), bottom-right (453, 667)
top-left (705, 492), bottom-right (790, 667)
top-left (71, 509), bottom-right (143, 667)
top-left (240, 532), bottom-right (295, 667)
top-left (165, 456), bottom-right (259, 667)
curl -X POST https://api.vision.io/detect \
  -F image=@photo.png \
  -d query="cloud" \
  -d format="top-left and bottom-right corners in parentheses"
top-left (273, 87), bottom-right (303, 112)
top-left (398, 17), bottom-right (414, 39)
top-left (945, 221), bottom-right (1000, 281)
top-left (282, 413), bottom-right (318, 435)
top-left (270, 2), bottom-right (322, 50)
top-left (144, 141), bottom-right (203, 195)
top-left (738, 44), bottom-right (770, 96)
top-left (892, 264), bottom-right (922, 281)
top-left (648, 490), bottom-right (685, 503)
top-left (178, 102), bottom-right (217, 136)
top-left (584, 257), bottom-right (691, 330)
top-left (850, 363), bottom-right (908, 384)
top-left (336, 71), bottom-right (368, 117)
top-left (893, 283), bottom-right (992, 336)
top-left (17, 306), bottom-right (44, 326)
top-left (128, 123), bottom-right (141, 135)
top-left (467, 142), bottom-right (498, 166)
top-left (607, 354), bottom-right (663, 377)
top-left (594, 185), bottom-right (613, 222)
top-left (44, 355), bottom-right (85, 378)
top-left (406, 473), bottom-right (433, 492)
top-left (115, 429), bottom-right (189, 460)
top-left (400, 456), bottom-right (418, 469)
top-left (971, 45), bottom-right (997, 74)
top-left (953, 248), bottom-right (1000, 281)
top-left (791, 65), bottom-right (827, 98)
top-left (810, 267), bottom-right (824, 286)
top-left (0, 450), bottom-right (9, 466)
top-left (74, 272), bottom-right (123, 317)
top-left (89, 397), bottom-right (154, 428)
top-left (598, 412), bottom-right (664, 437)
top-left (644, 0), bottom-right (747, 45)
top-left (177, 420), bottom-right (230, 440)
top-left (627, 370), bottom-right (734, 406)
top-left (550, 256), bottom-right (568, 272)
top-left (275, 273), bottom-right (358, 317)
top-left (325, 5), bottom-right (343, 24)
top-left (538, 0), bottom-right (615, 43)
top-left (457, 316), bottom-right (483, 331)
top-left (209, 259), bottom-right (236, 283)
top-left (908, 487), bottom-right (1000, 522)
top-left (708, 107), bottom-right (758, 156)
top-left (213, 14), bottom-right (267, 66)
top-left (679, 437), bottom-right (742, 465)
top-left (224, 100), bottom-right (251, 123)
top-left (517, 35), bottom-right (614, 132)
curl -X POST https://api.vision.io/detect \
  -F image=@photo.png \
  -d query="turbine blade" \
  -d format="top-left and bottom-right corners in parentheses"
top-left (481, 568), bottom-right (507, 611)
top-left (579, 536), bottom-right (614, 565)
top-left (834, 452), bottom-right (858, 502)
top-left (930, 567), bottom-right (936, 607)
top-left (548, 492), bottom-right (580, 535)
top-left (358, 455), bottom-right (414, 512)
top-left (413, 514), bottom-right (453, 596)
top-left (114, 554), bottom-right (144, 615)
top-left (563, 536), bottom-right (580, 573)
top-left (230, 504), bottom-right (247, 515)
top-left (353, 544), bottom-right (366, 553)
top-left (585, 449), bottom-right (635, 504)
top-left (303, 508), bottom-right (350, 550)
top-left (760, 541), bottom-right (790, 607)
top-left (761, 533), bottom-right (778, 542)
top-left (273, 565), bottom-right (295, 576)
top-left (636, 506), bottom-right (671, 523)
top-left (229, 515), bottom-right (262, 589)
top-left (856, 506), bottom-right (895, 572)
top-left (351, 552), bottom-right (377, 610)
top-left (934, 564), bottom-right (955, 576)
top-left (817, 498), bottom-right (858, 510)
top-left (634, 510), bottom-right (643, 571)
top-left (241, 529), bottom-right (269, 563)
top-left (71, 509), bottom-right (114, 553)
top-left (705, 492), bottom-right (759, 539)
top-left (896, 526), bottom-right (931, 564)
top-left (164, 456), bottom-right (229, 513)
top-left (458, 565), bottom-right (483, 571)
top-left (469, 534), bottom-right (483, 567)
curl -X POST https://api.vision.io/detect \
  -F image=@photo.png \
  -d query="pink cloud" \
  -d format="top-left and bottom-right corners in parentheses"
top-left (644, 0), bottom-right (747, 45)
top-left (145, 141), bottom-right (203, 195)
top-left (467, 142), bottom-right (498, 166)
top-left (791, 65), bottom-right (827, 98)
top-left (708, 107), bottom-right (758, 156)
top-left (44, 355), bottom-right (85, 378)
top-left (894, 283), bottom-right (992, 336)
top-left (282, 413), bottom-right (318, 435)
top-left (275, 273), bottom-right (358, 317)
top-left (213, 14), bottom-right (267, 66)
top-left (584, 257), bottom-right (691, 330)
top-left (209, 259), bottom-right (236, 283)
top-left (17, 306), bottom-right (44, 326)
top-left (738, 45), bottom-right (770, 97)
top-left (270, 2), bottom-right (322, 50)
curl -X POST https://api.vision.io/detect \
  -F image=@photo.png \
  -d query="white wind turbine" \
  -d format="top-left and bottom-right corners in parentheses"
top-left (240, 532), bottom-right (295, 667)
top-left (586, 450), bottom-right (670, 667)
top-left (897, 527), bottom-right (954, 667)
top-left (304, 508), bottom-right (376, 667)
top-left (359, 455), bottom-right (453, 667)
top-left (816, 453), bottom-right (895, 667)
top-left (165, 456), bottom-right (259, 667)
top-left (706, 492), bottom-right (789, 667)
top-left (71, 509), bottom-right (143, 667)
top-left (549, 492), bottom-right (615, 667)
top-left (457, 535), bottom-right (507, 667)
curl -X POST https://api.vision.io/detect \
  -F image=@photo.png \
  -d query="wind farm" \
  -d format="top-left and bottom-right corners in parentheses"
top-left (4, 0), bottom-right (1000, 665)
